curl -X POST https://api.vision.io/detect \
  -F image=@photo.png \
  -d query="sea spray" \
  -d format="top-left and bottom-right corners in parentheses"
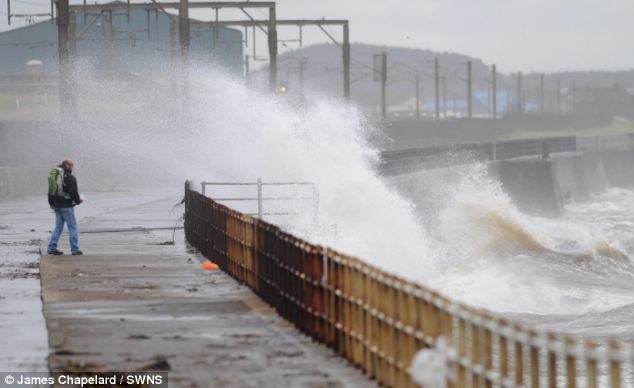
top-left (53, 66), bottom-right (438, 281)
top-left (26, 63), bottom-right (634, 319)
top-left (419, 163), bottom-right (634, 315)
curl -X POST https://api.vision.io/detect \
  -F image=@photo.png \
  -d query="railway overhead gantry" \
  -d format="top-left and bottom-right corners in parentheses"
top-left (195, 18), bottom-right (351, 100)
top-left (52, 0), bottom-right (278, 116)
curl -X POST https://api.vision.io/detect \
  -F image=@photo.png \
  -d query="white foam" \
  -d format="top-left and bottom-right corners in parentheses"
top-left (50, 65), bottom-right (634, 318)
top-left (59, 66), bottom-right (437, 281)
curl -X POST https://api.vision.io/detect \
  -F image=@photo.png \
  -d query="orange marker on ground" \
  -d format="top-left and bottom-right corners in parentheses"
top-left (202, 261), bottom-right (219, 270)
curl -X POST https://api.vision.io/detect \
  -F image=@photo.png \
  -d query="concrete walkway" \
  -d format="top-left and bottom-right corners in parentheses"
top-left (0, 196), bottom-right (50, 372)
top-left (40, 192), bottom-right (374, 387)
top-left (0, 188), bottom-right (189, 371)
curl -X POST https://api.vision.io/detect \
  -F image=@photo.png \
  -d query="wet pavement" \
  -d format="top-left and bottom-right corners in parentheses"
top-left (32, 189), bottom-right (373, 387)
top-left (0, 189), bottom-right (185, 371)
top-left (0, 195), bottom-right (55, 372)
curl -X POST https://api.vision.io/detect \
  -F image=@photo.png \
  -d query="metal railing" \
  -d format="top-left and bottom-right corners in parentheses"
top-left (200, 179), bottom-right (317, 219)
top-left (576, 133), bottom-right (634, 152)
top-left (380, 136), bottom-right (577, 175)
top-left (184, 181), bottom-right (633, 388)
top-left (380, 134), bottom-right (634, 176)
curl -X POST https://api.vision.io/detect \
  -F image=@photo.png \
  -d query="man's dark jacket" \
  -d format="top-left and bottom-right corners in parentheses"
top-left (48, 167), bottom-right (81, 208)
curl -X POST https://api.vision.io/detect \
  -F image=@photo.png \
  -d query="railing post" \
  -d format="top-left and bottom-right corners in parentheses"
top-left (257, 178), bottom-right (263, 219)
top-left (499, 322), bottom-right (509, 385)
top-left (530, 331), bottom-right (539, 388)
top-left (565, 337), bottom-right (576, 388)
top-left (515, 325), bottom-right (524, 387)
top-left (548, 333), bottom-right (557, 388)
top-left (312, 183), bottom-right (319, 223)
top-left (201, 182), bottom-right (205, 196)
top-left (610, 340), bottom-right (621, 388)
top-left (458, 317), bottom-right (467, 387)
top-left (472, 319), bottom-right (482, 388)
top-left (586, 340), bottom-right (597, 388)
top-left (484, 323), bottom-right (493, 388)
top-left (541, 140), bottom-right (550, 160)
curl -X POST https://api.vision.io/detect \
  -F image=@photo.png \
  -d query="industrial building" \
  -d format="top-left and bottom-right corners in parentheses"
top-left (0, 2), bottom-right (243, 75)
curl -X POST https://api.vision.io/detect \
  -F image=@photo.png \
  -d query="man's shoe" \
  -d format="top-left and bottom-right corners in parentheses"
top-left (71, 251), bottom-right (83, 255)
top-left (47, 250), bottom-right (63, 255)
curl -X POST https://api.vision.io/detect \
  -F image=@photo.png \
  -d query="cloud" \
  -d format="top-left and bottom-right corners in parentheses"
top-left (273, 0), bottom-right (634, 71)
top-left (2, 0), bottom-right (632, 71)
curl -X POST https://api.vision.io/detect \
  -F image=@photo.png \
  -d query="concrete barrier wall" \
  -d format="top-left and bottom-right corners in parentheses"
top-left (550, 148), bottom-right (634, 205)
top-left (0, 121), bottom-right (183, 195)
top-left (0, 166), bottom-right (38, 199)
top-left (551, 151), bottom-right (610, 201)
top-left (377, 114), bottom-right (613, 150)
top-left (494, 159), bottom-right (563, 216)
top-left (0, 159), bottom-right (175, 200)
top-left (387, 147), bottom-right (634, 218)
top-left (385, 160), bottom-right (564, 217)
top-left (598, 148), bottom-right (634, 188)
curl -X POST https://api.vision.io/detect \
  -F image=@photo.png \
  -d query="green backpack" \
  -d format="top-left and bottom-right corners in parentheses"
top-left (48, 167), bottom-right (66, 198)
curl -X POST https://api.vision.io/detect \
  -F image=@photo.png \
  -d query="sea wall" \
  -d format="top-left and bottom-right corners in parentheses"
top-left (377, 114), bottom-right (613, 150)
top-left (386, 147), bottom-right (634, 217)
top-left (491, 158), bottom-right (563, 216)
top-left (0, 121), bottom-right (56, 199)
top-left (596, 148), bottom-right (634, 188)
top-left (0, 120), bottom-right (175, 199)
top-left (0, 166), bottom-right (40, 199)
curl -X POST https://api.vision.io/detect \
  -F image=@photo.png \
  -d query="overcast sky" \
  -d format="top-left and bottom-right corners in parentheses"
top-left (2, 0), bottom-right (632, 73)
top-left (273, 0), bottom-right (634, 73)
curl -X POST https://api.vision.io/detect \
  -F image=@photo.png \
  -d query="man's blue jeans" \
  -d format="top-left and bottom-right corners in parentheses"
top-left (47, 207), bottom-right (79, 253)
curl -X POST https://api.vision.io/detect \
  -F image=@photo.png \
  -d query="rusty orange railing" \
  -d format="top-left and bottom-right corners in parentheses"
top-left (184, 181), bottom-right (632, 387)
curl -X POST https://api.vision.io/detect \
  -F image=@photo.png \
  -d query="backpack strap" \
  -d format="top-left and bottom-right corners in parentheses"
top-left (55, 167), bottom-right (65, 197)
top-left (48, 167), bottom-right (65, 197)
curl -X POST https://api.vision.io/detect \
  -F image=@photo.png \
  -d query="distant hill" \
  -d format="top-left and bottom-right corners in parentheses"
top-left (271, 43), bottom-right (490, 107)
top-left (259, 43), bottom-right (634, 111)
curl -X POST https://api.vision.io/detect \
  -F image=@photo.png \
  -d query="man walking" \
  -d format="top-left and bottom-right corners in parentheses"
top-left (47, 159), bottom-right (83, 255)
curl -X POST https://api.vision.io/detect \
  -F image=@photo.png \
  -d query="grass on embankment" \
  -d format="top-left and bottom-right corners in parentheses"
top-left (0, 94), bottom-right (60, 121)
top-left (498, 117), bottom-right (634, 141)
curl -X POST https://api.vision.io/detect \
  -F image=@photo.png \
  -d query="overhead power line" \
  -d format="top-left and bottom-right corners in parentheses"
top-left (12, 0), bottom-right (50, 7)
